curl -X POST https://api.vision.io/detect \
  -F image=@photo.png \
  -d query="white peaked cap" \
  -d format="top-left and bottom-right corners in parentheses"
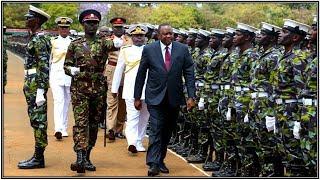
top-left (283, 19), bottom-right (311, 33)
top-left (226, 27), bottom-right (236, 34)
top-left (237, 22), bottom-right (259, 33)
top-left (198, 29), bottom-right (211, 37)
top-left (210, 28), bottom-right (226, 35)
top-left (261, 22), bottom-right (281, 32)
top-left (29, 5), bottom-right (51, 19)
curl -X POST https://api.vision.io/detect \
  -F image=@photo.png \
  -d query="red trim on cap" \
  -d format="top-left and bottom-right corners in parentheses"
top-left (83, 13), bottom-right (99, 21)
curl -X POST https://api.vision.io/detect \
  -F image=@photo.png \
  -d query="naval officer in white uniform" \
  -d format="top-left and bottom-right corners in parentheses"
top-left (49, 17), bottom-right (73, 140)
top-left (111, 24), bottom-right (149, 154)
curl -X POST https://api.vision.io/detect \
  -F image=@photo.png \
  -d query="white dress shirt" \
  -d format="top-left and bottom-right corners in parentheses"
top-left (159, 41), bottom-right (172, 63)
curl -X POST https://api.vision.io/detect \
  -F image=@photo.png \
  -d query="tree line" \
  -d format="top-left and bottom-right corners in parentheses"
top-left (3, 3), bottom-right (317, 32)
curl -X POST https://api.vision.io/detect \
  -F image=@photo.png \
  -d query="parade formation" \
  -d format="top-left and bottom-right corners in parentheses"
top-left (3, 4), bottom-right (318, 177)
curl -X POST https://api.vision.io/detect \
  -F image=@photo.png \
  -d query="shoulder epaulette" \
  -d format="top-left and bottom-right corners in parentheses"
top-left (121, 45), bottom-right (132, 50)
top-left (71, 37), bottom-right (82, 42)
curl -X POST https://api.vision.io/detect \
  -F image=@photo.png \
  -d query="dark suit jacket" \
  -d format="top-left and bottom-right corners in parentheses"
top-left (134, 40), bottom-right (196, 107)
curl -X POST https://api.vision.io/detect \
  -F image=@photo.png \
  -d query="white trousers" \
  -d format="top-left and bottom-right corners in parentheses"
top-left (51, 84), bottom-right (71, 134)
top-left (124, 99), bottom-right (149, 146)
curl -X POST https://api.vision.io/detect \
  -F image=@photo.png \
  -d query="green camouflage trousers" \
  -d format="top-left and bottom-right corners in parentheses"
top-left (276, 102), bottom-right (306, 176)
top-left (235, 91), bottom-right (260, 176)
top-left (249, 96), bottom-right (281, 176)
top-left (71, 91), bottom-right (105, 151)
top-left (299, 104), bottom-right (317, 176)
top-left (23, 75), bottom-right (48, 148)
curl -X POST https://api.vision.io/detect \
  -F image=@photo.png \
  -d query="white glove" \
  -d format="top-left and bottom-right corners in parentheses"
top-left (265, 116), bottom-right (276, 132)
top-left (70, 67), bottom-right (80, 76)
top-left (244, 113), bottom-right (249, 123)
top-left (35, 88), bottom-right (45, 107)
top-left (113, 37), bottom-right (124, 48)
top-left (293, 121), bottom-right (301, 139)
top-left (198, 98), bottom-right (205, 110)
top-left (226, 108), bottom-right (231, 121)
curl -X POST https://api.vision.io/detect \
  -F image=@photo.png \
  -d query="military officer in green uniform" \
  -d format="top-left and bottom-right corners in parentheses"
top-left (18, 5), bottom-right (51, 169)
top-left (64, 9), bottom-right (117, 173)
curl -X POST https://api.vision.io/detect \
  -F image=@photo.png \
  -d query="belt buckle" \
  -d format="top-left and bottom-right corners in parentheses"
top-left (251, 92), bottom-right (257, 99)
top-left (225, 85), bottom-right (230, 90)
top-left (235, 86), bottom-right (241, 92)
top-left (303, 98), bottom-right (312, 106)
top-left (276, 99), bottom-right (283, 104)
top-left (198, 82), bottom-right (204, 87)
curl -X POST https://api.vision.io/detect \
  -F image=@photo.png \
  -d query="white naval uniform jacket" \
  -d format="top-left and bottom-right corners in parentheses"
top-left (111, 45), bottom-right (147, 100)
top-left (49, 35), bottom-right (72, 86)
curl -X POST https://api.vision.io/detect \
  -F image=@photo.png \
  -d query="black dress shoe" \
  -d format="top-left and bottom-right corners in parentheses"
top-left (128, 145), bottom-right (138, 154)
top-left (55, 132), bottom-right (62, 140)
top-left (159, 163), bottom-right (169, 173)
top-left (148, 164), bottom-right (160, 176)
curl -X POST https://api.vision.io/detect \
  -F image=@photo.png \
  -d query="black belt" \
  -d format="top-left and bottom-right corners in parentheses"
top-left (79, 66), bottom-right (104, 73)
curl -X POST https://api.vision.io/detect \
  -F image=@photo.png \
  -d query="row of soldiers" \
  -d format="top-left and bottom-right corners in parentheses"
top-left (165, 17), bottom-right (317, 177)
top-left (3, 5), bottom-right (317, 176)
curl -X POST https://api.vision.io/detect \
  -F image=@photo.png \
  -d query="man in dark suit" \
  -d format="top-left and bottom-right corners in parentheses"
top-left (134, 23), bottom-right (196, 176)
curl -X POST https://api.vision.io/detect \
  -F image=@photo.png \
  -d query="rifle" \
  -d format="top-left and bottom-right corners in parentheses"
top-left (102, 93), bottom-right (107, 147)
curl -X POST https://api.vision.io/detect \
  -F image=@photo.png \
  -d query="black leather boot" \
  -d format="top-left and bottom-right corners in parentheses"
top-left (85, 147), bottom-right (96, 171)
top-left (18, 147), bottom-right (45, 169)
top-left (70, 150), bottom-right (86, 173)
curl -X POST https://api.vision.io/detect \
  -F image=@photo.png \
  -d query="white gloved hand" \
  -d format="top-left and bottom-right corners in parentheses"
top-left (293, 121), bottom-right (301, 139)
top-left (244, 113), bottom-right (249, 123)
top-left (113, 37), bottom-right (124, 48)
top-left (35, 88), bottom-right (45, 107)
top-left (226, 108), bottom-right (231, 121)
top-left (198, 98), bottom-right (205, 110)
top-left (70, 67), bottom-right (80, 76)
top-left (265, 116), bottom-right (276, 132)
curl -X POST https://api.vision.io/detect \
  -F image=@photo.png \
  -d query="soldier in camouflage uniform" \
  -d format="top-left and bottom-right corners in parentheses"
top-left (186, 28), bottom-right (198, 56)
top-left (296, 16), bottom-right (317, 177)
top-left (248, 22), bottom-right (282, 176)
top-left (273, 19), bottom-right (311, 176)
top-left (230, 23), bottom-right (260, 176)
top-left (186, 29), bottom-right (211, 164)
top-left (18, 5), bottom-right (51, 169)
top-left (213, 27), bottom-right (238, 177)
top-left (175, 29), bottom-right (188, 44)
top-left (202, 29), bottom-right (227, 171)
top-left (3, 26), bottom-right (8, 94)
top-left (64, 9), bottom-right (117, 173)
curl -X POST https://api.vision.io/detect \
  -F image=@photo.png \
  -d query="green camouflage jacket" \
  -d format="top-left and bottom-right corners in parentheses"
top-left (24, 32), bottom-right (51, 89)
top-left (271, 46), bottom-right (310, 99)
top-left (231, 47), bottom-right (260, 87)
top-left (249, 46), bottom-right (281, 93)
top-left (205, 48), bottom-right (228, 85)
top-left (64, 36), bottom-right (114, 94)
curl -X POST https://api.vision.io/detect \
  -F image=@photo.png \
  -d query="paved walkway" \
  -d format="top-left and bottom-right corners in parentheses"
top-left (2, 51), bottom-right (207, 177)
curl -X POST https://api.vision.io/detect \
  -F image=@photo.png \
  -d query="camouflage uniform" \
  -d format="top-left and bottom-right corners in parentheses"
top-left (248, 46), bottom-right (282, 176)
top-left (186, 47), bottom-right (211, 163)
top-left (297, 53), bottom-right (317, 176)
top-left (23, 32), bottom-right (51, 148)
top-left (231, 47), bottom-right (260, 176)
top-left (272, 46), bottom-right (310, 176)
top-left (64, 36), bottom-right (114, 151)
top-left (202, 48), bottom-right (227, 170)
top-left (3, 34), bottom-right (8, 92)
